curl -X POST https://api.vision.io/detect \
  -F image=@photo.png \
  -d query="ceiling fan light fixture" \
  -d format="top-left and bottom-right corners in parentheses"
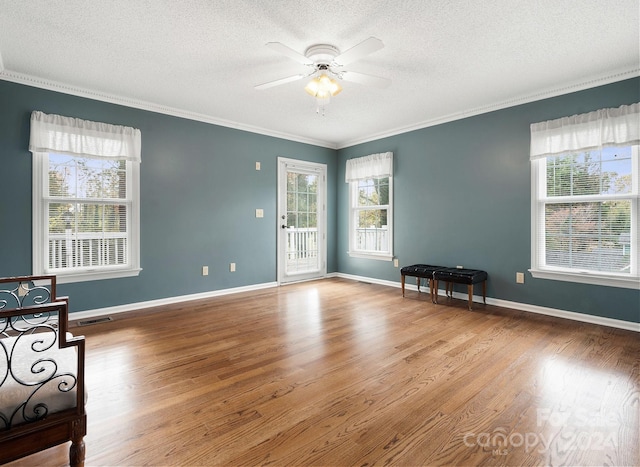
top-left (304, 74), bottom-right (342, 116)
top-left (254, 37), bottom-right (391, 115)
top-left (257, 38), bottom-right (388, 115)
top-left (304, 74), bottom-right (342, 98)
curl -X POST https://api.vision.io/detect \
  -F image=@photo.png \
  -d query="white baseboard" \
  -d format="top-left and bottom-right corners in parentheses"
top-left (336, 273), bottom-right (640, 332)
top-left (70, 281), bottom-right (278, 322)
top-left (70, 274), bottom-right (639, 333)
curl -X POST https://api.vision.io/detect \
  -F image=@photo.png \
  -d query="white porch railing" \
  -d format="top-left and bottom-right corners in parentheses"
top-left (285, 227), bottom-right (319, 273)
top-left (356, 226), bottom-right (388, 252)
top-left (48, 232), bottom-right (128, 269)
top-left (49, 227), bottom-right (388, 272)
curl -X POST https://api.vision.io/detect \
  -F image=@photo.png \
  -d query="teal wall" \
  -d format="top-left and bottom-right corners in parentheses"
top-left (0, 80), bottom-right (337, 312)
top-left (1, 77), bottom-right (638, 323)
top-left (337, 78), bottom-right (640, 323)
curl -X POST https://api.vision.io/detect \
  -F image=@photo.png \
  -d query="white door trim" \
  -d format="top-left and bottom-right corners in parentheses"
top-left (277, 157), bottom-right (327, 284)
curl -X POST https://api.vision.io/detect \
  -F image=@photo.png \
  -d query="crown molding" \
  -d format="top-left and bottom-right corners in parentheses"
top-left (0, 69), bottom-right (337, 150)
top-left (2, 67), bottom-right (637, 152)
top-left (336, 67), bottom-right (640, 149)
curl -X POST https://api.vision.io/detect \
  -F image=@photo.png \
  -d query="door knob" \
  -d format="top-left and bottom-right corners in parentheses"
top-left (281, 224), bottom-right (287, 229)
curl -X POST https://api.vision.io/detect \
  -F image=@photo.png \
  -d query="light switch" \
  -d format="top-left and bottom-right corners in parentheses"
top-left (255, 161), bottom-right (261, 170)
top-left (256, 209), bottom-right (264, 218)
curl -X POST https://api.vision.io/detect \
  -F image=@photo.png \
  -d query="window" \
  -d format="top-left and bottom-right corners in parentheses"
top-left (29, 111), bottom-right (142, 283)
top-left (530, 103), bottom-right (639, 289)
top-left (346, 152), bottom-right (393, 260)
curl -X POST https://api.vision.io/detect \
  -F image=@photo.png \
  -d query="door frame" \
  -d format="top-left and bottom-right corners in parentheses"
top-left (277, 157), bottom-right (327, 284)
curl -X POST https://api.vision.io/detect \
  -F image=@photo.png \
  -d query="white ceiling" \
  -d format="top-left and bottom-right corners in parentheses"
top-left (0, 0), bottom-right (638, 149)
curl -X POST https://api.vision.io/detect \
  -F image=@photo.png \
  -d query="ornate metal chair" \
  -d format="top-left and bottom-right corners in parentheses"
top-left (0, 275), bottom-right (86, 466)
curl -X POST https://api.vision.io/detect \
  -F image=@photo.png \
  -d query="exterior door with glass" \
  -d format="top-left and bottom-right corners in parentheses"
top-left (277, 158), bottom-right (327, 283)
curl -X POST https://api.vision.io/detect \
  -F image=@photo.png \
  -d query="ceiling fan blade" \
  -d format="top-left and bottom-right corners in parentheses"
top-left (334, 37), bottom-right (384, 65)
top-left (254, 74), bottom-right (306, 90)
top-left (341, 71), bottom-right (391, 88)
top-left (265, 42), bottom-right (313, 65)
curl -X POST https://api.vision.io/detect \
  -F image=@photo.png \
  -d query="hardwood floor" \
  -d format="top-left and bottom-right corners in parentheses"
top-left (7, 278), bottom-right (639, 466)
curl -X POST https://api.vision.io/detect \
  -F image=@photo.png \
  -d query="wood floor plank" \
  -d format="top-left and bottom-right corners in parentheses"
top-left (5, 278), bottom-right (639, 466)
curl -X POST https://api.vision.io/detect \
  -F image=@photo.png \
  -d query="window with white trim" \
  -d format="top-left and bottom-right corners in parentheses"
top-left (30, 111), bottom-right (142, 283)
top-left (346, 152), bottom-right (393, 260)
top-left (530, 103), bottom-right (639, 289)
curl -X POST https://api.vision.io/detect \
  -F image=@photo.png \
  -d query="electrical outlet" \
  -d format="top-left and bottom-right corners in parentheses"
top-left (256, 208), bottom-right (264, 218)
top-left (393, 259), bottom-right (399, 268)
top-left (516, 272), bottom-right (525, 284)
top-left (202, 266), bottom-right (209, 276)
top-left (256, 161), bottom-right (261, 170)
top-left (230, 262), bottom-right (236, 272)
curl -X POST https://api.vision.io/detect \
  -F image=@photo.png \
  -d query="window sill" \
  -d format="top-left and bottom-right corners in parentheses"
top-left (48, 268), bottom-right (142, 284)
top-left (529, 268), bottom-right (639, 290)
top-left (348, 251), bottom-right (393, 262)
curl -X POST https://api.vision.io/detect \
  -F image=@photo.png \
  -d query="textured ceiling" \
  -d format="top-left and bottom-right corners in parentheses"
top-left (0, 0), bottom-right (638, 148)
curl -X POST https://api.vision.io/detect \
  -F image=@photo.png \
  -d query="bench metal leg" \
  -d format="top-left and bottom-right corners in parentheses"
top-left (433, 280), bottom-right (439, 303)
top-left (483, 280), bottom-right (486, 304)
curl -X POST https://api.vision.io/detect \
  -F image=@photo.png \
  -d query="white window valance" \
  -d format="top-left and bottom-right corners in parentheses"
top-left (529, 102), bottom-right (639, 160)
top-left (29, 111), bottom-right (142, 162)
top-left (345, 152), bottom-right (393, 182)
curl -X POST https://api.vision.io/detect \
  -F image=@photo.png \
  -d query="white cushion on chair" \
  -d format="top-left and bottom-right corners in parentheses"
top-left (0, 331), bottom-right (79, 427)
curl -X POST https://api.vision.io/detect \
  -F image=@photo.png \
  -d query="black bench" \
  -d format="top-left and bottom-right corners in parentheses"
top-left (400, 264), bottom-right (447, 302)
top-left (433, 268), bottom-right (488, 310)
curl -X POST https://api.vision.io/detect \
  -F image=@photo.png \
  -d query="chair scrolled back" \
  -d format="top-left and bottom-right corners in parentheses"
top-left (0, 275), bottom-right (86, 467)
top-left (0, 275), bottom-right (62, 310)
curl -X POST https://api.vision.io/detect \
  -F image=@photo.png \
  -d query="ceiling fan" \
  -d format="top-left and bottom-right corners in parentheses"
top-left (255, 37), bottom-right (391, 112)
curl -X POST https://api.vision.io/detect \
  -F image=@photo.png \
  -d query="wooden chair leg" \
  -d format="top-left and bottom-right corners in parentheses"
top-left (70, 439), bottom-right (86, 467)
top-left (401, 274), bottom-right (406, 297)
top-left (468, 284), bottom-right (473, 310)
top-left (416, 276), bottom-right (421, 293)
top-left (70, 419), bottom-right (86, 467)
